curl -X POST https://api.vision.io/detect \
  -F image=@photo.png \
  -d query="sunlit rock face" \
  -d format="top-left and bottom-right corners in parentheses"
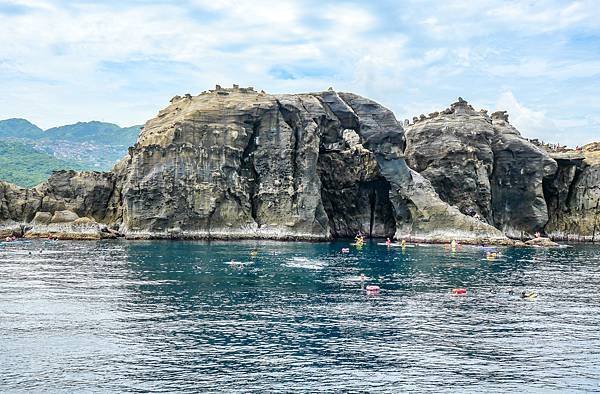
top-left (115, 87), bottom-right (502, 241)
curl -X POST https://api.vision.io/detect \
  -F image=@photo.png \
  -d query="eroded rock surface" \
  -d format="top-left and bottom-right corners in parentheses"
top-left (405, 99), bottom-right (557, 238)
top-left (113, 86), bottom-right (503, 241)
top-left (545, 144), bottom-right (600, 241)
top-left (1, 87), bottom-right (595, 242)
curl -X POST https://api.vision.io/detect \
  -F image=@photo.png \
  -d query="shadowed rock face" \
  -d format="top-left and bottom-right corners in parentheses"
top-left (405, 99), bottom-right (557, 238)
top-left (404, 100), bottom-right (494, 221)
top-left (339, 93), bottom-right (502, 242)
top-left (489, 111), bottom-right (558, 237)
top-left (544, 144), bottom-right (600, 241)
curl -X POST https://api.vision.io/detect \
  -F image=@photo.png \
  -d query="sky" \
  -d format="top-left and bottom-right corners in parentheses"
top-left (1, 0), bottom-right (599, 145)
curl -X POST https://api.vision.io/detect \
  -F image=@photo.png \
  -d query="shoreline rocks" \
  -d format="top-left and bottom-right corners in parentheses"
top-left (0, 87), bottom-right (597, 243)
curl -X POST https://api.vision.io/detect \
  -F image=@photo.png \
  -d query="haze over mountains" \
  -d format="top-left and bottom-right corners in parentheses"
top-left (0, 119), bottom-right (141, 187)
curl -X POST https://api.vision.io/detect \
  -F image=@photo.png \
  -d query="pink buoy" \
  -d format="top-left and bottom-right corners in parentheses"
top-left (366, 285), bottom-right (380, 294)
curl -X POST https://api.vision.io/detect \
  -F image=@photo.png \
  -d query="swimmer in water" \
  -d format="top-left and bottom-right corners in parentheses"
top-left (521, 291), bottom-right (538, 299)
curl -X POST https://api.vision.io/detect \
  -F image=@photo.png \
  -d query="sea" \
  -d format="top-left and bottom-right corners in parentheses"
top-left (1, 240), bottom-right (599, 392)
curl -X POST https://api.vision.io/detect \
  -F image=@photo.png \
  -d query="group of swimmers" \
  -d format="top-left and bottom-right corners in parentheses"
top-left (349, 235), bottom-right (538, 299)
top-left (452, 288), bottom-right (538, 299)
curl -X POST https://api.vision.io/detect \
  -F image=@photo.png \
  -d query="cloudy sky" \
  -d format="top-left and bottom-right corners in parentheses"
top-left (1, 0), bottom-right (599, 145)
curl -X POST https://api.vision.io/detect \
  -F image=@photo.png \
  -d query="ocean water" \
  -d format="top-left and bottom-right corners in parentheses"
top-left (1, 240), bottom-right (599, 393)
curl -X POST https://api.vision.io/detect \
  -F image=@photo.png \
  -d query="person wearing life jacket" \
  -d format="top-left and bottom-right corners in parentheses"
top-left (355, 231), bottom-right (364, 246)
top-left (521, 291), bottom-right (538, 299)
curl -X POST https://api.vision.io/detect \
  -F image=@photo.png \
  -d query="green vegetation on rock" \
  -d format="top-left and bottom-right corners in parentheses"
top-left (0, 140), bottom-right (87, 188)
top-left (0, 119), bottom-right (141, 187)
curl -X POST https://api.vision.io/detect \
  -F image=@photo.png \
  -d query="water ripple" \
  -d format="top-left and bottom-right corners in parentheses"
top-left (1, 240), bottom-right (599, 392)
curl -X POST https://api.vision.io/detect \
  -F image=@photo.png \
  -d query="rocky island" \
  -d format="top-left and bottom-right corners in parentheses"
top-left (1, 86), bottom-right (598, 243)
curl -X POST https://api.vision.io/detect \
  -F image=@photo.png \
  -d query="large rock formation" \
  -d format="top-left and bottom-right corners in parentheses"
top-left (1, 87), bottom-right (596, 242)
top-left (0, 170), bottom-right (119, 239)
top-left (0, 86), bottom-right (505, 242)
top-left (405, 99), bottom-right (557, 239)
top-left (488, 111), bottom-right (557, 238)
top-left (544, 144), bottom-right (600, 241)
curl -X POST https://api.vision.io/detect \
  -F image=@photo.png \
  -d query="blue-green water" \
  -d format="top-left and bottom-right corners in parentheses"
top-left (1, 240), bottom-right (599, 392)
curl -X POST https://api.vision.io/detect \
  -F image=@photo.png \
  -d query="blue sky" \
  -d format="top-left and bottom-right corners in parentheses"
top-left (1, 0), bottom-right (599, 145)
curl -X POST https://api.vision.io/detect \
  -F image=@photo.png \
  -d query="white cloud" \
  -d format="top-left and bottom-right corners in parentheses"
top-left (0, 0), bottom-right (598, 147)
top-left (495, 90), bottom-right (561, 142)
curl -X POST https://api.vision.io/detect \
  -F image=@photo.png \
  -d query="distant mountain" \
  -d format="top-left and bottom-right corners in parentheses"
top-left (45, 121), bottom-right (141, 145)
top-left (0, 118), bottom-right (44, 139)
top-left (0, 140), bottom-right (87, 188)
top-left (0, 119), bottom-right (142, 187)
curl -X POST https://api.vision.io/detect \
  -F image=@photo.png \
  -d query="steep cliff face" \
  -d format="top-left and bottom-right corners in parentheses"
top-left (116, 87), bottom-right (502, 241)
top-left (29, 86), bottom-right (600, 242)
top-left (404, 99), bottom-right (494, 221)
top-left (544, 144), bottom-right (600, 241)
top-left (318, 129), bottom-right (395, 238)
top-left (339, 93), bottom-right (502, 241)
top-left (119, 89), bottom-right (353, 239)
top-left (405, 99), bottom-right (557, 238)
top-left (489, 111), bottom-right (557, 237)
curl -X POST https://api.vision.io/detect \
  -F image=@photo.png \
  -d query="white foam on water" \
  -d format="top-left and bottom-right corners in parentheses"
top-left (284, 256), bottom-right (327, 270)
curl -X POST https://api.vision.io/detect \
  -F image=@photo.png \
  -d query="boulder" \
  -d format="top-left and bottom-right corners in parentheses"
top-left (0, 220), bottom-right (23, 238)
top-left (525, 237), bottom-right (559, 247)
top-left (25, 216), bottom-right (107, 240)
top-left (32, 212), bottom-right (52, 225)
top-left (50, 210), bottom-right (80, 223)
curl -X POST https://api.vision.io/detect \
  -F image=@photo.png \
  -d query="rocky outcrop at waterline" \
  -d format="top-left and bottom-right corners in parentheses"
top-left (404, 99), bottom-right (599, 242)
top-left (544, 144), bottom-right (600, 241)
top-left (404, 99), bottom-right (557, 239)
top-left (0, 87), bottom-right (597, 242)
